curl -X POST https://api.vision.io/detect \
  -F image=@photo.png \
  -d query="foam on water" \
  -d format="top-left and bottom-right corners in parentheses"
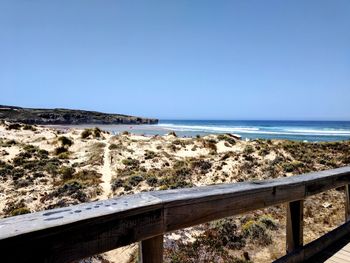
top-left (158, 123), bottom-right (350, 137)
top-left (155, 120), bottom-right (350, 141)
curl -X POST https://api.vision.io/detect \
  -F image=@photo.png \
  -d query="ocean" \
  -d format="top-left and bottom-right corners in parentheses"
top-left (78, 120), bottom-right (350, 142)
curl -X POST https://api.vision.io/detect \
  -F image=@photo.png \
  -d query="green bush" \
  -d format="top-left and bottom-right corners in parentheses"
top-left (122, 158), bottom-right (140, 168)
top-left (111, 178), bottom-right (124, 191)
top-left (74, 169), bottom-right (102, 186)
top-left (144, 150), bottom-right (157, 160)
top-left (58, 136), bottom-right (73, 147)
top-left (81, 129), bottom-right (92, 139)
top-left (54, 146), bottom-right (68, 155)
top-left (109, 143), bottom-right (119, 150)
top-left (190, 159), bottom-right (212, 174)
top-left (203, 140), bottom-right (217, 152)
top-left (81, 127), bottom-right (102, 139)
top-left (59, 166), bottom-right (75, 180)
top-left (23, 124), bottom-right (37, 131)
top-left (242, 220), bottom-right (272, 245)
top-left (10, 207), bottom-right (30, 216)
top-left (146, 176), bottom-right (158, 186)
top-left (6, 123), bottom-right (22, 130)
top-left (93, 127), bottom-right (102, 138)
top-left (259, 215), bottom-right (278, 230)
top-left (217, 134), bottom-right (236, 145)
top-left (243, 145), bottom-right (254, 155)
top-left (127, 175), bottom-right (144, 186)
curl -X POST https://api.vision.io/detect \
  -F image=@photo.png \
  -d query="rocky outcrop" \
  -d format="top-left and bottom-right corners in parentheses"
top-left (0, 105), bottom-right (158, 125)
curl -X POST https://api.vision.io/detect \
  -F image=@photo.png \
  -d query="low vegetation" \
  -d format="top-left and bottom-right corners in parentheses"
top-left (1, 122), bottom-right (350, 263)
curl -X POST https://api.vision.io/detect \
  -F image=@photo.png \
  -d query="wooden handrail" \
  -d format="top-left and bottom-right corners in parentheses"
top-left (1, 166), bottom-right (350, 262)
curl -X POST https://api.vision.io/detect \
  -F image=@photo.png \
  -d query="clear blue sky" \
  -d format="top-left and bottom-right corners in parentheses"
top-left (1, 0), bottom-right (349, 120)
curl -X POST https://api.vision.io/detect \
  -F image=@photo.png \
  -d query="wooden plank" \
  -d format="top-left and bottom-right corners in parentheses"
top-left (275, 220), bottom-right (350, 263)
top-left (341, 244), bottom-right (350, 253)
top-left (328, 255), bottom-right (350, 263)
top-left (139, 235), bottom-right (163, 263)
top-left (345, 185), bottom-right (350, 222)
top-left (286, 200), bottom-right (304, 253)
top-left (0, 193), bottom-right (164, 263)
top-left (162, 184), bottom-right (305, 231)
top-left (331, 252), bottom-right (350, 261)
top-left (337, 250), bottom-right (350, 257)
top-left (0, 166), bottom-right (349, 262)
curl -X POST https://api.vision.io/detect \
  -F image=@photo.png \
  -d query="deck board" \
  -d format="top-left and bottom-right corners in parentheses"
top-left (308, 234), bottom-right (350, 262)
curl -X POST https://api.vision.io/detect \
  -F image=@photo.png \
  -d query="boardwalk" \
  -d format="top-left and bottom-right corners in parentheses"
top-left (1, 167), bottom-right (350, 263)
top-left (307, 234), bottom-right (350, 263)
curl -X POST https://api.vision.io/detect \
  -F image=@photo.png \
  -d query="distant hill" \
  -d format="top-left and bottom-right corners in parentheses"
top-left (0, 105), bottom-right (158, 125)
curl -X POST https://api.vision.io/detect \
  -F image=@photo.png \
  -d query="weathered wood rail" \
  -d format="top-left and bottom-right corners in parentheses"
top-left (1, 166), bottom-right (350, 263)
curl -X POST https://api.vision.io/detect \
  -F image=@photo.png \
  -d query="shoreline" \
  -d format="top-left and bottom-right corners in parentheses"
top-left (44, 121), bottom-right (350, 142)
top-left (1, 122), bottom-right (350, 262)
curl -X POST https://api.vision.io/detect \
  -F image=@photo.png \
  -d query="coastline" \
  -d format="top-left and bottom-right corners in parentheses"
top-left (47, 119), bottom-right (350, 142)
top-left (1, 122), bottom-right (350, 262)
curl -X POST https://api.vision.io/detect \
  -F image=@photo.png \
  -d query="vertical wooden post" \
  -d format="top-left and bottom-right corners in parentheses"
top-left (286, 200), bottom-right (304, 253)
top-left (139, 235), bottom-right (163, 263)
top-left (345, 185), bottom-right (350, 222)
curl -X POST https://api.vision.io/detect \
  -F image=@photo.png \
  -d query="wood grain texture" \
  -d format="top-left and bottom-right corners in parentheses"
top-left (275, 220), bottom-right (350, 263)
top-left (345, 185), bottom-right (350, 222)
top-left (0, 166), bottom-right (349, 262)
top-left (139, 235), bottom-right (164, 263)
top-left (286, 200), bottom-right (304, 253)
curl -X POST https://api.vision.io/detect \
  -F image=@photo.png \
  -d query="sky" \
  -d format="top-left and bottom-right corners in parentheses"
top-left (1, 0), bottom-right (350, 120)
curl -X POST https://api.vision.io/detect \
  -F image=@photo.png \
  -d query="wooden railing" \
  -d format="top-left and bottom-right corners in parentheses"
top-left (1, 166), bottom-right (350, 263)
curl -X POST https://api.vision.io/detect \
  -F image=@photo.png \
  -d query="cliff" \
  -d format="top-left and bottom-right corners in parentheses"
top-left (0, 105), bottom-right (158, 125)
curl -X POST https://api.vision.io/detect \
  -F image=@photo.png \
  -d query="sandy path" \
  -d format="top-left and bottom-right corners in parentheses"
top-left (100, 141), bottom-right (112, 200)
top-left (99, 140), bottom-right (137, 263)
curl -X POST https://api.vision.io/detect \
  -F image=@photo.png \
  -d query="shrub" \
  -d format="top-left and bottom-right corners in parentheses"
top-left (81, 129), bottom-right (92, 139)
top-left (0, 139), bottom-right (17, 147)
top-left (93, 127), bottom-right (102, 138)
top-left (10, 207), bottom-right (30, 216)
top-left (243, 145), bottom-right (254, 155)
top-left (282, 161), bottom-right (304, 173)
top-left (127, 175), bottom-right (144, 186)
top-left (190, 159), bottom-right (212, 174)
top-left (45, 163), bottom-right (59, 176)
top-left (6, 123), bottom-right (21, 130)
top-left (111, 178), bottom-right (124, 191)
top-left (23, 124), bottom-right (37, 131)
top-left (242, 220), bottom-right (272, 245)
top-left (168, 131), bottom-right (177, 137)
top-left (109, 143), bottom-right (119, 150)
top-left (203, 140), bottom-right (217, 152)
top-left (146, 176), bottom-right (158, 186)
top-left (217, 134), bottom-right (236, 145)
top-left (53, 180), bottom-right (88, 202)
top-left (54, 146), bottom-right (68, 155)
top-left (144, 150), bottom-right (157, 160)
top-left (208, 218), bottom-right (246, 249)
top-left (23, 144), bottom-right (38, 153)
top-left (122, 158), bottom-right (140, 168)
top-left (59, 166), bottom-right (75, 180)
top-left (58, 152), bottom-right (70, 159)
top-left (74, 169), bottom-right (102, 186)
top-left (259, 215), bottom-right (278, 230)
top-left (58, 136), bottom-right (73, 147)
top-left (81, 127), bottom-right (102, 139)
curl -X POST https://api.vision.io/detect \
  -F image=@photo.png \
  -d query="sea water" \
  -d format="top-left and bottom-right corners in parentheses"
top-left (157, 120), bottom-right (350, 142)
top-left (59, 120), bottom-right (350, 142)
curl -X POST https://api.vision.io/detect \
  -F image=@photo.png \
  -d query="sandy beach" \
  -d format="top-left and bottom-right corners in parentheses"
top-left (1, 121), bottom-right (350, 262)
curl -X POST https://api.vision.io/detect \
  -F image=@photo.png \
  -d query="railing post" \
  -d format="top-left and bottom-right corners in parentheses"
top-left (139, 235), bottom-right (163, 263)
top-left (286, 200), bottom-right (304, 253)
top-left (345, 185), bottom-right (350, 222)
